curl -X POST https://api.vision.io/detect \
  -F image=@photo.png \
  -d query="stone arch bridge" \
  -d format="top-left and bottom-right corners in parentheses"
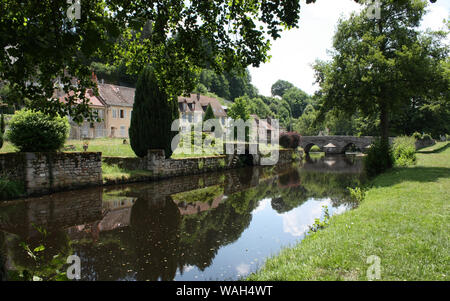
top-left (299, 136), bottom-right (392, 155)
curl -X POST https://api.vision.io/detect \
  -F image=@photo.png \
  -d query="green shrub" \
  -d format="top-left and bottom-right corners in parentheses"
top-left (412, 132), bottom-right (422, 140)
top-left (364, 138), bottom-right (394, 177)
top-left (421, 133), bottom-right (433, 141)
top-left (310, 145), bottom-right (321, 152)
top-left (392, 136), bottom-right (417, 167)
top-left (6, 110), bottom-right (69, 152)
top-left (0, 113), bottom-right (5, 149)
top-left (279, 132), bottom-right (301, 149)
top-left (348, 187), bottom-right (366, 204)
top-left (0, 178), bottom-right (25, 200)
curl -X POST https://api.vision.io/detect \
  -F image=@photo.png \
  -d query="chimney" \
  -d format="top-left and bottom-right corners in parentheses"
top-left (91, 71), bottom-right (98, 84)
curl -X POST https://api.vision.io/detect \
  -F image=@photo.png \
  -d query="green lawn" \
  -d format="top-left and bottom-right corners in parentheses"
top-left (1, 138), bottom-right (226, 158)
top-left (0, 138), bottom-right (137, 157)
top-left (102, 162), bottom-right (153, 183)
top-left (247, 142), bottom-right (450, 281)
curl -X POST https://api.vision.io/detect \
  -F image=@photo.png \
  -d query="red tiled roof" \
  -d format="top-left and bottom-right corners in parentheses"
top-left (98, 84), bottom-right (135, 107)
top-left (58, 89), bottom-right (104, 107)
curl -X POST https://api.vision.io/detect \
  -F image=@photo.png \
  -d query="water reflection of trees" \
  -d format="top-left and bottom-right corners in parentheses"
top-left (268, 167), bottom-right (364, 214)
top-left (70, 164), bottom-right (363, 280)
top-left (1, 156), bottom-right (365, 281)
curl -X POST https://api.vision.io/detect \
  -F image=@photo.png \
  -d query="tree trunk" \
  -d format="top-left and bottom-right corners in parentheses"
top-left (380, 102), bottom-right (389, 146)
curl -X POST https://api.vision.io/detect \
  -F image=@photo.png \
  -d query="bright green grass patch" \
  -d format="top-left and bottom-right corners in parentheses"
top-left (102, 162), bottom-right (153, 182)
top-left (248, 142), bottom-right (450, 281)
top-left (65, 138), bottom-right (137, 157)
top-left (1, 138), bottom-right (224, 159)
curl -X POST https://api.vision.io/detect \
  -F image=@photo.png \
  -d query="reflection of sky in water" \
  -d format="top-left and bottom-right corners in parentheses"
top-left (174, 197), bottom-right (348, 281)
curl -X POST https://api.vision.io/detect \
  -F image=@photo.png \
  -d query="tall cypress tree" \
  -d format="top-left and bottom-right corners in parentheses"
top-left (203, 104), bottom-right (215, 122)
top-left (129, 66), bottom-right (179, 158)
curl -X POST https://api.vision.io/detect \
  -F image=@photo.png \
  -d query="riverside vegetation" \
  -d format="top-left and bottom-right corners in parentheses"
top-left (247, 142), bottom-right (449, 280)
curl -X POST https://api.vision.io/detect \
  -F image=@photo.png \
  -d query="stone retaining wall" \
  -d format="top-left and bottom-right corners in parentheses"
top-left (415, 139), bottom-right (436, 150)
top-left (0, 152), bottom-right (102, 198)
top-left (103, 148), bottom-right (302, 182)
top-left (1, 149), bottom-right (301, 199)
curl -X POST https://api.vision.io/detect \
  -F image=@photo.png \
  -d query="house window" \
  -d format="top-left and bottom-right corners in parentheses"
top-left (82, 124), bottom-right (89, 138)
top-left (96, 126), bottom-right (104, 138)
top-left (188, 114), bottom-right (192, 122)
top-left (98, 109), bottom-right (104, 119)
top-left (112, 109), bottom-right (117, 118)
top-left (120, 109), bottom-right (125, 119)
top-left (120, 126), bottom-right (126, 137)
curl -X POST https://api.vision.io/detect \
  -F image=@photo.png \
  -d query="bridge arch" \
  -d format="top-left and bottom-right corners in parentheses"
top-left (343, 142), bottom-right (362, 153)
top-left (303, 143), bottom-right (323, 154)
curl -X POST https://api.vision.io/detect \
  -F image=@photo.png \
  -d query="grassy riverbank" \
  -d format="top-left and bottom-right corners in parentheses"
top-left (248, 142), bottom-right (449, 281)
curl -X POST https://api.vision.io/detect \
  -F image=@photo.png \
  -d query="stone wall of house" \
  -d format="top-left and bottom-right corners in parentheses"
top-left (0, 152), bottom-right (102, 198)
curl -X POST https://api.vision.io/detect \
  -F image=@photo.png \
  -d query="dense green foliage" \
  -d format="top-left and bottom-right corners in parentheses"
top-left (279, 132), bottom-right (301, 149)
top-left (271, 80), bottom-right (294, 97)
top-left (228, 97), bottom-right (251, 142)
top-left (364, 138), bottom-right (394, 177)
top-left (392, 136), bottom-right (417, 166)
top-left (195, 69), bottom-right (258, 101)
top-left (129, 66), bottom-right (179, 158)
top-left (1, 1), bottom-right (312, 121)
top-left (203, 104), bottom-right (215, 123)
top-left (6, 109), bottom-right (69, 152)
top-left (313, 0), bottom-right (449, 144)
top-left (0, 113), bottom-right (4, 149)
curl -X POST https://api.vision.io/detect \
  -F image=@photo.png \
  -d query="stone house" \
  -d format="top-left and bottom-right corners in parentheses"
top-left (178, 93), bottom-right (229, 131)
top-left (61, 79), bottom-right (229, 139)
top-left (59, 89), bottom-right (107, 139)
top-left (97, 83), bottom-right (135, 138)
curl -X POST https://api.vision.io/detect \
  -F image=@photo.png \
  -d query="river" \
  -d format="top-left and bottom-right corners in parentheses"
top-left (0, 154), bottom-right (365, 281)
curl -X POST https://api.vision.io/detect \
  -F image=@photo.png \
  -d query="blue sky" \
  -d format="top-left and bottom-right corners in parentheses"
top-left (249, 0), bottom-right (450, 96)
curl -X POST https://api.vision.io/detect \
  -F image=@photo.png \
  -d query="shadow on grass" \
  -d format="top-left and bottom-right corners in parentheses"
top-left (417, 142), bottom-right (449, 154)
top-left (371, 166), bottom-right (450, 188)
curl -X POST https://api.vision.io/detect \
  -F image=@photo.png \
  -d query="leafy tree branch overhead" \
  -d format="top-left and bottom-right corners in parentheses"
top-left (0, 0), bottom-right (305, 121)
top-left (0, 0), bottom-right (440, 122)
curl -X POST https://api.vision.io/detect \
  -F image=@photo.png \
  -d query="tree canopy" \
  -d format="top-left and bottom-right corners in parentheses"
top-left (313, 0), bottom-right (449, 143)
top-left (1, 0), bottom-right (311, 121)
top-left (271, 80), bottom-right (295, 97)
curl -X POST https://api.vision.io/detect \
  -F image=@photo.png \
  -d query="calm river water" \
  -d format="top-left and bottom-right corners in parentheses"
top-left (0, 154), bottom-right (364, 281)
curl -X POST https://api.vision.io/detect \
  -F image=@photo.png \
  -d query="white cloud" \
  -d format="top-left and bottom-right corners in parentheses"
top-left (249, 0), bottom-right (449, 96)
top-left (236, 263), bottom-right (251, 276)
top-left (252, 198), bottom-right (271, 214)
top-left (281, 199), bottom-right (331, 237)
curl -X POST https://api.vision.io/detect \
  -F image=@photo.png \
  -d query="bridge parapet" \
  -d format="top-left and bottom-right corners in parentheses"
top-left (299, 136), bottom-right (393, 155)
